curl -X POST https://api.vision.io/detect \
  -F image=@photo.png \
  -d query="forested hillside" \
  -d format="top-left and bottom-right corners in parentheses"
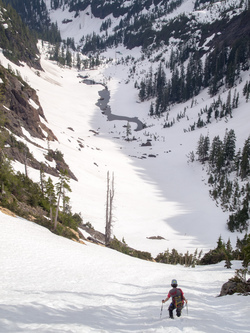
top-left (0, 1), bottom-right (81, 240)
top-left (3, 0), bottom-right (61, 43)
top-left (0, 0), bottom-right (40, 67)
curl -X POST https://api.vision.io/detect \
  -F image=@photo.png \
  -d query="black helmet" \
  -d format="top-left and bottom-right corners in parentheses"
top-left (171, 279), bottom-right (178, 287)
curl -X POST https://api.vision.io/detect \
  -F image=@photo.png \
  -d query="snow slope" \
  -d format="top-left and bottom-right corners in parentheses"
top-left (0, 2), bottom-right (249, 330)
top-left (0, 211), bottom-right (249, 333)
top-left (0, 40), bottom-right (249, 257)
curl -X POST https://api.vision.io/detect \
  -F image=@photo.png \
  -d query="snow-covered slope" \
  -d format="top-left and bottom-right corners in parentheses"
top-left (0, 211), bottom-right (249, 333)
top-left (0, 2), bottom-right (249, 331)
top-left (1, 40), bottom-right (249, 257)
top-left (45, 0), bottom-right (247, 48)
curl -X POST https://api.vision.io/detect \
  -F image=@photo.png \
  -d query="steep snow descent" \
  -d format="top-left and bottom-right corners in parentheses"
top-left (1, 0), bottom-right (250, 257)
top-left (0, 212), bottom-right (249, 333)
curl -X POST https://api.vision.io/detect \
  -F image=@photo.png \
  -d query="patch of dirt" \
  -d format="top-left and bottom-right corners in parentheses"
top-left (0, 206), bottom-right (16, 217)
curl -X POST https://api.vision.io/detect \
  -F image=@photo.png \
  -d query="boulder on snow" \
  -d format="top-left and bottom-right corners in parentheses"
top-left (219, 279), bottom-right (250, 296)
top-left (219, 281), bottom-right (238, 296)
top-left (147, 236), bottom-right (165, 240)
top-left (141, 140), bottom-right (152, 147)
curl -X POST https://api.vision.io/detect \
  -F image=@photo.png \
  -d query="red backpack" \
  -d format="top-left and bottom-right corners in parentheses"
top-left (169, 288), bottom-right (184, 307)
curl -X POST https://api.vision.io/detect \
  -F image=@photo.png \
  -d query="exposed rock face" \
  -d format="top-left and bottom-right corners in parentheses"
top-left (1, 65), bottom-right (57, 141)
top-left (80, 225), bottom-right (105, 245)
top-left (0, 65), bottom-right (77, 180)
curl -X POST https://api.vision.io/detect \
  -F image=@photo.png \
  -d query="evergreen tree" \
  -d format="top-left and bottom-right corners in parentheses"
top-left (243, 81), bottom-right (250, 102)
top-left (242, 234), bottom-right (250, 268)
top-left (139, 80), bottom-right (146, 101)
top-left (40, 163), bottom-right (46, 195)
top-left (217, 235), bottom-right (224, 250)
top-left (232, 89), bottom-right (239, 109)
top-left (226, 238), bottom-right (233, 256)
top-left (240, 136), bottom-right (250, 179)
top-left (186, 54), bottom-right (203, 97)
top-left (225, 90), bottom-right (232, 117)
top-left (146, 66), bottom-right (154, 99)
top-left (54, 170), bottom-right (71, 231)
top-left (207, 47), bottom-right (225, 96)
top-left (155, 63), bottom-right (166, 111)
top-left (223, 129), bottom-right (236, 166)
top-left (0, 152), bottom-right (14, 197)
top-left (149, 102), bottom-right (154, 116)
top-left (4, 0), bottom-right (60, 43)
top-left (76, 53), bottom-right (81, 70)
top-left (224, 255), bottom-right (232, 269)
top-left (179, 64), bottom-right (185, 100)
top-left (209, 135), bottom-right (224, 171)
top-left (203, 55), bottom-right (211, 88)
top-left (66, 48), bottom-right (72, 67)
top-left (200, 236), bottom-right (227, 265)
top-left (171, 67), bottom-right (181, 103)
top-left (227, 199), bottom-right (249, 233)
top-left (45, 177), bottom-right (56, 225)
top-left (196, 134), bottom-right (210, 161)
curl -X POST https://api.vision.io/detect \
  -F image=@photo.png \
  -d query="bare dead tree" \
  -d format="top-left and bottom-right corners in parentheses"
top-left (105, 171), bottom-right (110, 243)
top-left (105, 171), bottom-right (114, 246)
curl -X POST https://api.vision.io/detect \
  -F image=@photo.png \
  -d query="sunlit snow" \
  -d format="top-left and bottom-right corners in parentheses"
top-left (0, 0), bottom-right (249, 331)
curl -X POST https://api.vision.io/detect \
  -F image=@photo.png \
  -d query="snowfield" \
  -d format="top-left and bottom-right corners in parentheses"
top-left (0, 0), bottom-right (249, 330)
top-left (0, 212), bottom-right (249, 333)
top-left (1, 43), bottom-right (249, 257)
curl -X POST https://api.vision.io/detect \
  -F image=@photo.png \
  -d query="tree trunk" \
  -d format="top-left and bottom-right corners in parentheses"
top-left (105, 171), bottom-right (114, 246)
top-left (54, 191), bottom-right (61, 231)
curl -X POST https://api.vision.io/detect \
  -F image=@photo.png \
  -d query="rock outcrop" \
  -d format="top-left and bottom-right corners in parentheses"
top-left (220, 278), bottom-right (250, 296)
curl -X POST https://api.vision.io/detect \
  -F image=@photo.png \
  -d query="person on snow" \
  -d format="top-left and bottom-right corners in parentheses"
top-left (162, 279), bottom-right (188, 319)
